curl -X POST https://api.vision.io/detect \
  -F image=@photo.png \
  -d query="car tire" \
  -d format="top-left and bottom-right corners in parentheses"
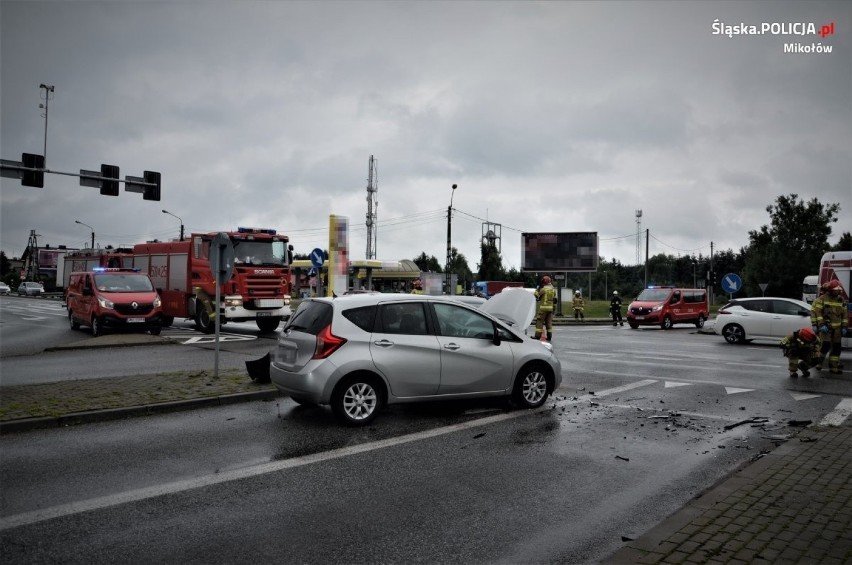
top-left (512, 363), bottom-right (550, 409)
top-left (91, 316), bottom-right (103, 337)
top-left (722, 323), bottom-right (745, 344)
top-left (150, 327), bottom-right (162, 336)
top-left (628, 322), bottom-right (639, 329)
top-left (69, 310), bottom-right (80, 330)
top-left (161, 316), bottom-right (174, 327)
top-left (695, 314), bottom-right (706, 328)
top-left (331, 374), bottom-right (384, 426)
top-left (195, 306), bottom-right (215, 334)
top-left (256, 317), bottom-right (280, 333)
top-left (661, 315), bottom-right (673, 330)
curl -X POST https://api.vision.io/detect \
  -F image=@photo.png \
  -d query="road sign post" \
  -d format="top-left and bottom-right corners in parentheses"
top-left (209, 233), bottom-right (235, 379)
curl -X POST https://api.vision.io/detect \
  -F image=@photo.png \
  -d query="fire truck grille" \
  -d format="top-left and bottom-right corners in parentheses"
top-left (244, 273), bottom-right (285, 298)
top-left (115, 303), bottom-right (155, 315)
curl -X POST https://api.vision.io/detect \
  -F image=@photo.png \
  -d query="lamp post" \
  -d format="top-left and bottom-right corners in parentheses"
top-left (445, 183), bottom-right (458, 295)
top-left (39, 83), bottom-right (54, 166)
top-left (75, 220), bottom-right (95, 249)
top-left (162, 209), bottom-right (185, 241)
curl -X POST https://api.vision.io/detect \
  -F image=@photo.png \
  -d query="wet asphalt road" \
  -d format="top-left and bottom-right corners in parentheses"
top-left (2, 322), bottom-right (850, 563)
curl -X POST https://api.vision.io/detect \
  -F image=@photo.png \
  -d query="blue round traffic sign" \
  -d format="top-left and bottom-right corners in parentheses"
top-left (721, 273), bottom-right (743, 294)
top-left (310, 248), bottom-right (325, 268)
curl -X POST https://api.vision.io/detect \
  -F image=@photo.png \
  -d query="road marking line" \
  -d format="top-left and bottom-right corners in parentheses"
top-left (789, 392), bottom-right (821, 401)
top-left (819, 397), bottom-right (852, 427)
top-left (0, 380), bottom-right (658, 531)
top-left (725, 387), bottom-right (754, 395)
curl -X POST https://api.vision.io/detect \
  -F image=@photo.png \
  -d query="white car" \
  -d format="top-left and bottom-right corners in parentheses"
top-left (17, 281), bottom-right (45, 296)
top-left (0, 282), bottom-right (10, 295)
top-left (714, 297), bottom-right (812, 344)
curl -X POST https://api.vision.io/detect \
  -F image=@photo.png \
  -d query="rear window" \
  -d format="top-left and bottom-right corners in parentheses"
top-left (284, 300), bottom-right (333, 335)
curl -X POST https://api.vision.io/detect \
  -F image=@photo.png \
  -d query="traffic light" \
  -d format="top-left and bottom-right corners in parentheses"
top-left (143, 170), bottom-right (161, 201)
top-left (21, 153), bottom-right (45, 188)
top-left (100, 164), bottom-right (120, 196)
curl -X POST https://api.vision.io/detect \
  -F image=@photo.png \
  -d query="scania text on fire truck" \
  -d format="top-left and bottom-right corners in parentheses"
top-left (132, 227), bottom-right (294, 333)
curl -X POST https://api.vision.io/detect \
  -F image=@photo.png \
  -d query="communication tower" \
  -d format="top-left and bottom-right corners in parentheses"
top-left (635, 209), bottom-right (643, 265)
top-left (365, 155), bottom-right (378, 259)
top-left (482, 222), bottom-right (502, 252)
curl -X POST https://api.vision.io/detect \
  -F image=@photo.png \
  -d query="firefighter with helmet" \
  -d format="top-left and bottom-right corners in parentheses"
top-left (811, 279), bottom-right (849, 374)
top-left (610, 290), bottom-right (623, 326)
top-left (534, 275), bottom-right (557, 341)
top-left (780, 327), bottom-right (821, 378)
top-left (572, 290), bottom-right (585, 322)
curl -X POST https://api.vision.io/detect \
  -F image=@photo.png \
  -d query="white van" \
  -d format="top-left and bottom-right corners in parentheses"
top-left (801, 275), bottom-right (819, 304)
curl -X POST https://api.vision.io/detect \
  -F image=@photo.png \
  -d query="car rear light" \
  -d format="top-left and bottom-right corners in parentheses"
top-left (718, 309), bottom-right (730, 315)
top-left (313, 325), bottom-right (346, 359)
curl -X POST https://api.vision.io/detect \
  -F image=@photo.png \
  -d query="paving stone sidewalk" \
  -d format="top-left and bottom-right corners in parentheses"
top-left (604, 422), bottom-right (852, 564)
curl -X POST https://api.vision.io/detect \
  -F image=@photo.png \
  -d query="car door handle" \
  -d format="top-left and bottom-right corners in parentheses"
top-left (443, 343), bottom-right (460, 351)
top-left (373, 339), bottom-right (394, 347)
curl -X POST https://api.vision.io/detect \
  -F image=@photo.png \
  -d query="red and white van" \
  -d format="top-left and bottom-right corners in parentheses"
top-left (627, 287), bottom-right (709, 330)
top-left (67, 268), bottom-right (164, 337)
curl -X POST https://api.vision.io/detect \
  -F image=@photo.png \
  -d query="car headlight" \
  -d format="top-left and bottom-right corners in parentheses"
top-left (652, 304), bottom-right (663, 312)
top-left (97, 296), bottom-right (115, 309)
top-left (154, 296), bottom-right (162, 308)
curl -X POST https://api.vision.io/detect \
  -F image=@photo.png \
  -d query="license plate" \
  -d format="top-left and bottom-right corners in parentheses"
top-left (127, 318), bottom-right (145, 323)
top-left (636, 316), bottom-right (644, 320)
top-left (256, 312), bottom-right (272, 317)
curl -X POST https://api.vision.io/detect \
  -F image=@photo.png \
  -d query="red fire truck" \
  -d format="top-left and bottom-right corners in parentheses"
top-left (132, 227), bottom-right (293, 333)
top-left (62, 247), bottom-right (135, 292)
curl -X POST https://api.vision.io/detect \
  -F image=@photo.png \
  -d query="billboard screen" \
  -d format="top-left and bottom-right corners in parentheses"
top-left (521, 232), bottom-right (599, 272)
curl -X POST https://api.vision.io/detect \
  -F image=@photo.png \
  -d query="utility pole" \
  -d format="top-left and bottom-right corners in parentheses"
top-left (39, 84), bottom-right (55, 167)
top-left (446, 184), bottom-right (458, 295)
top-left (710, 241), bottom-right (715, 307)
top-left (365, 155), bottom-right (378, 260)
top-left (644, 228), bottom-right (649, 288)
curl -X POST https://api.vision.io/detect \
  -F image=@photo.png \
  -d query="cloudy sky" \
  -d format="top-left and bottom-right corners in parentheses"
top-left (2, 0), bottom-right (849, 273)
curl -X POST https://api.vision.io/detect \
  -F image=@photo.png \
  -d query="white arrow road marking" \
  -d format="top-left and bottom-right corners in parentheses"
top-left (664, 381), bottom-right (692, 388)
top-left (820, 397), bottom-right (852, 427)
top-left (789, 392), bottom-right (821, 401)
top-left (725, 387), bottom-right (754, 395)
top-left (181, 334), bottom-right (256, 344)
top-left (20, 316), bottom-right (45, 321)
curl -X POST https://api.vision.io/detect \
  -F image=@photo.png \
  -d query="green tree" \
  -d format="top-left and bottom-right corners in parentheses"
top-left (412, 252), bottom-right (442, 273)
top-left (447, 247), bottom-right (474, 290)
top-left (0, 251), bottom-right (9, 277)
top-left (831, 232), bottom-right (852, 251)
top-left (741, 194), bottom-right (840, 298)
top-left (477, 243), bottom-right (505, 280)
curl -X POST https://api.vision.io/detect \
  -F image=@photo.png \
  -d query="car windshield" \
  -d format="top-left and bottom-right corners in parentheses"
top-left (636, 289), bottom-right (671, 302)
top-left (93, 274), bottom-right (154, 292)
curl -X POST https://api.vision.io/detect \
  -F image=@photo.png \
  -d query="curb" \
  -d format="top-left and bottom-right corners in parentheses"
top-left (0, 388), bottom-right (282, 434)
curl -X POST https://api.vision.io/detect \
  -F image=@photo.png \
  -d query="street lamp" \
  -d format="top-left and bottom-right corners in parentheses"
top-left (75, 220), bottom-right (95, 249)
top-left (162, 209), bottom-right (185, 241)
top-left (445, 183), bottom-right (458, 295)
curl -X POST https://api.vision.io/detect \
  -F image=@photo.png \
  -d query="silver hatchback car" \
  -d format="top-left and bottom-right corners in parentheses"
top-left (270, 288), bottom-right (562, 426)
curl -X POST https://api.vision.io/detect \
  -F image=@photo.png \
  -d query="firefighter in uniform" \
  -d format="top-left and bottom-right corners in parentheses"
top-left (534, 276), bottom-right (557, 341)
top-left (780, 327), bottom-right (821, 378)
top-left (411, 279), bottom-right (424, 294)
top-left (610, 290), bottom-right (623, 326)
top-left (533, 279), bottom-right (544, 338)
top-left (572, 290), bottom-right (585, 322)
top-left (811, 280), bottom-right (849, 374)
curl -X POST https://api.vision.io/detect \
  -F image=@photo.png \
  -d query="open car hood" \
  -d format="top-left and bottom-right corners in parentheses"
top-left (479, 287), bottom-right (536, 329)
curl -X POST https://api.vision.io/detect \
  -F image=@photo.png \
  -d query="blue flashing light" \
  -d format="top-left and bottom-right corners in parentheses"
top-left (237, 227), bottom-right (277, 235)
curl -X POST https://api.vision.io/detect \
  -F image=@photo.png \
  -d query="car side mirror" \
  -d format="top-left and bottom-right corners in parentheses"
top-left (83, 287), bottom-right (93, 296)
top-left (799, 310), bottom-right (810, 316)
top-left (492, 329), bottom-right (501, 346)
